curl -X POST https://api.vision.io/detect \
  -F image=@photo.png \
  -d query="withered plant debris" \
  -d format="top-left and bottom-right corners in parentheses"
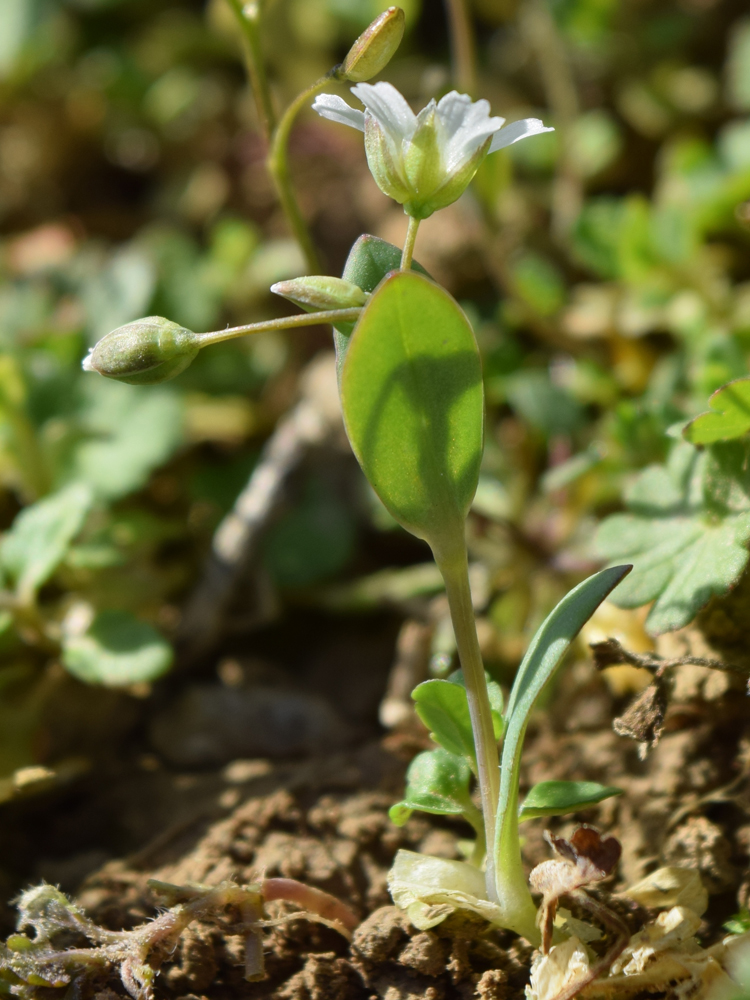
top-left (529, 826), bottom-right (628, 1000)
top-left (0, 877), bottom-right (357, 1000)
top-left (591, 637), bottom-right (750, 757)
top-left (612, 681), bottom-right (668, 759)
top-left (589, 637), bottom-right (748, 683)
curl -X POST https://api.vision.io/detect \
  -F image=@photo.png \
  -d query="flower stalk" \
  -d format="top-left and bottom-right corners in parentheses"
top-left (401, 217), bottom-right (420, 270)
top-left (224, 0), bottom-right (276, 142)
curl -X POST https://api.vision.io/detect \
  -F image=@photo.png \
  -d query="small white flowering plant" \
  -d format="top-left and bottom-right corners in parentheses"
top-left (81, 7), bottom-right (630, 949)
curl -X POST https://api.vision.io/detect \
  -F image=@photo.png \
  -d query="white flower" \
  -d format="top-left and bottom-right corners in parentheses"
top-left (312, 82), bottom-right (553, 219)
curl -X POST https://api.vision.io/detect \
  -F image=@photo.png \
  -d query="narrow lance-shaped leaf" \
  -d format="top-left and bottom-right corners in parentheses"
top-left (340, 270), bottom-right (483, 557)
top-left (491, 565), bottom-right (631, 935)
top-left (518, 780), bottom-right (623, 821)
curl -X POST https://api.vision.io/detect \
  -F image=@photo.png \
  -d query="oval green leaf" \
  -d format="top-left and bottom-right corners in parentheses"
top-left (340, 270), bottom-right (483, 554)
top-left (333, 234), bottom-right (429, 367)
top-left (62, 610), bottom-right (173, 687)
top-left (412, 679), bottom-right (476, 765)
top-left (518, 780), bottom-right (623, 822)
top-left (389, 748), bottom-right (474, 825)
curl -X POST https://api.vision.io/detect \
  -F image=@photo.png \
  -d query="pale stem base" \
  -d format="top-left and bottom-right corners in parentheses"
top-left (436, 542), bottom-right (500, 903)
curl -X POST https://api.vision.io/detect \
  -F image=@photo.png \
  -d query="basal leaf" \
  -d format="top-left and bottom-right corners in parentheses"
top-left (493, 566), bottom-right (630, 902)
top-left (389, 748), bottom-right (474, 825)
top-left (518, 780), bottom-right (622, 821)
top-left (412, 679), bottom-right (476, 765)
top-left (684, 377), bottom-right (750, 445)
top-left (596, 440), bottom-right (750, 634)
top-left (340, 270), bottom-right (483, 554)
top-left (62, 610), bottom-right (173, 687)
top-left (0, 484), bottom-right (93, 601)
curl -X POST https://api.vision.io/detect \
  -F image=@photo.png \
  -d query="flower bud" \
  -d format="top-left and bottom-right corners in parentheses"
top-left (82, 316), bottom-right (200, 385)
top-left (341, 7), bottom-right (405, 83)
top-left (270, 275), bottom-right (366, 312)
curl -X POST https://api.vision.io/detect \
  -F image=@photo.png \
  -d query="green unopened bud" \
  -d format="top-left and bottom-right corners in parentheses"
top-left (341, 7), bottom-right (405, 83)
top-left (82, 316), bottom-right (200, 385)
top-left (271, 275), bottom-right (367, 312)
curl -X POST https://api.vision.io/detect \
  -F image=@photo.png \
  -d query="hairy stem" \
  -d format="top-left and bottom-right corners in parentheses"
top-left (268, 75), bottom-right (336, 273)
top-left (225, 0), bottom-right (276, 142)
top-left (196, 307), bottom-right (362, 346)
top-left (444, 0), bottom-right (477, 95)
top-left (437, 544), bottom-right (500, 902)
top-left (400, 216), bottom-right (421, 270)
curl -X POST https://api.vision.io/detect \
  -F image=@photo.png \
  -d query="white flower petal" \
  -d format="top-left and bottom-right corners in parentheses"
top-left (489, 118), bottom-right (554, 153)
top-left (436, 91), bottom-right (505, 171)
top-left (312, 94), bottom-right (365, 132)
top-left (351, 81), bottom-right (417, 142)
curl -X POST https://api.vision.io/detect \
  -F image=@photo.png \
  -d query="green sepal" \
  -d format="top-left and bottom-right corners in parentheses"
top-left (518, 780), bottom-right (623, 821)
top-left (389, 748), bottom-right (475, 825)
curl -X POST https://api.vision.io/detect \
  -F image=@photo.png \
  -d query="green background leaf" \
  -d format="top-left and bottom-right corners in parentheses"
top-left (340, 270), bottom-right (483, 553)
top-left (1, 484), bottom-right (93, 600)
top-left (596, 441), bottom-right (750, 634)
top-left (62, 610), bottom-right (173, 687)
top-left (684, 377), bottom-right (750, 444)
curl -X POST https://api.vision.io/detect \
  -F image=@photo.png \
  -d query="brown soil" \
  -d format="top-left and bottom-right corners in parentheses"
top-left (42, 637), bottom-right (750, 1000)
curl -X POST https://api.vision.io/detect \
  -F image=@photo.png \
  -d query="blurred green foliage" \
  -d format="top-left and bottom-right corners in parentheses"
top-left (0, 0), bottom-right (750, 788)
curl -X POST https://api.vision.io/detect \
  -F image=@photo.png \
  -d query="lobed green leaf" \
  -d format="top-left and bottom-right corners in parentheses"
top-left (684, 377), bottom-right (750, 445)
top-left (596, 440), bottom-right (750, 634)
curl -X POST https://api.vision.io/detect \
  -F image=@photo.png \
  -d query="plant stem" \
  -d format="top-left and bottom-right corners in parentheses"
top-left (444, 0), bottom-right (477, 96)
top-left (197, 307), bottom-right (362, 346)
top-left (438, 545), bottom-right (500, 902)
top-left (521, 0), bottom-right (581, 243)
top-left (268, 75), bottom-right (336, 274)
top-left (225, 0), bottom-right (276, 142)
top-left (400, 216), bottom-right (421, 270)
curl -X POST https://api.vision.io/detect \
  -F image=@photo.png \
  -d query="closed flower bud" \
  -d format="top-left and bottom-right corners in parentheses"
top-left (341, 7), bottom-right (405, 83)
top-left (82, 316), bottom-right (200, 385)
top-left (271, 275), bottom-right (367, 312)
